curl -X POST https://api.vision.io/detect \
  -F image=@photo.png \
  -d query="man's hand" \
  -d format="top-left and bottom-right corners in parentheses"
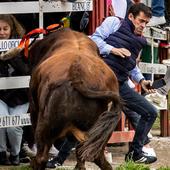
top-left (111, 48), bottom-right (131, 58)
top-left (140, 79), bottom-right (156, 93)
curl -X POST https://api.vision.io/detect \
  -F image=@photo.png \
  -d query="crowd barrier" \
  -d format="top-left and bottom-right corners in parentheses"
top-left (0, 75), bottom-right (31, 128)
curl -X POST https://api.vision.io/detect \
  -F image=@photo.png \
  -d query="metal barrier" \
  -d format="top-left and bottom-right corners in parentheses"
top-left (0, 0), bottom-right (93, 29)
top-left (0, 76), bottom-right (31, 128)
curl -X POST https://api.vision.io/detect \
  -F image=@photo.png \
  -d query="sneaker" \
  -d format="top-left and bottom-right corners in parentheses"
top-left (21, 143), bottom-right (36, 158)
top-left (142, 147), bottom-right (156, 157)
top-left (145, 91), bottom-right (167, 110)
top-left (147, 132), bottom-right (153, 139)
top-left (125, 151), bottom-right (157, 164)
top-left (46, 156), bottom-right (61, 168)
top-left (9, 155), bottom-right (20, 166)
top-left (147, 16), bottom-right (166, 27)
top-left (20, 156), bottom-right (31, 163)
top-left (49, 145), bottom-right (59, 157)
top-left (162, 59), bottom-right (170, 66)
top-left (31, 144), bottom-right (37, 153)
top-left (0, 151), bottom-right (11, 165)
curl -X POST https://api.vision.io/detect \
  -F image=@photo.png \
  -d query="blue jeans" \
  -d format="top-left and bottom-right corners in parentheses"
top-left (54, 136), bottom-right (78, 165)
top-left (123, 108), bottom-right (150, 145)
top-left (152, 0), bottom-right (165, 17)
top-left (119, 82), bottom-right (158, 156)
top-left (0, 100), bottom-right (29, 156)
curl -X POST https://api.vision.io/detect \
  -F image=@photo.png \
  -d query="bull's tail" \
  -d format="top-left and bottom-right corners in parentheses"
top-left (77, 101), bottom-right (121, 161)
top-left (70, 57), bottom-right (122, 160)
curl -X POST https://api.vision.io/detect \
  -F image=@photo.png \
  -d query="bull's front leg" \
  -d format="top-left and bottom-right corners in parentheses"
top-left (30, 118), bottom-right (52, 170)
top-left (31, 143), bottom-right (51, 170)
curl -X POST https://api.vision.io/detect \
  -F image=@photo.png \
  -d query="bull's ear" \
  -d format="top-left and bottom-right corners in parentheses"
top-left (0, 47), bottom-right (23, 61)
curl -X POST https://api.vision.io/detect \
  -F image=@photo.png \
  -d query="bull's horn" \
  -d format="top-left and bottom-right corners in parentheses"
top-left (0, 47), bottom-right (24, 60)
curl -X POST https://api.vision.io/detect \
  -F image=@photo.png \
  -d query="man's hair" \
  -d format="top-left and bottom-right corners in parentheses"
top-left (128, 3), bottom-right (152, 18)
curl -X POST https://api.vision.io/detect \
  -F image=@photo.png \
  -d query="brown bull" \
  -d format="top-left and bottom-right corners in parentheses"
top-left (28, 28), bottom-right (122, 170)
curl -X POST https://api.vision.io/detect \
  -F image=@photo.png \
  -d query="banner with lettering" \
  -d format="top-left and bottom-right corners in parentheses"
top-left (0, 39), bottom-right (21, 52)
top-left (0, 114), bottom-right (31, 128)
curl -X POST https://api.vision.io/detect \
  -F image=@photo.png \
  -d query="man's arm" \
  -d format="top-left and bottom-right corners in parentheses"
top-left (130, 65), bottom-right (155, 93)
top-left (90, 16), bottom-right (131, 58)
top-left (90, 16), bottom-right (121, 55)
top-left (130, 65), bottom-right (144, 83)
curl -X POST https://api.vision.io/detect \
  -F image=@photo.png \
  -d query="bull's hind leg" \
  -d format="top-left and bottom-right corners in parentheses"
top-left (94, 151), bottom-right (112, 170)
top-left (74, 145), bottom-right (86, 170)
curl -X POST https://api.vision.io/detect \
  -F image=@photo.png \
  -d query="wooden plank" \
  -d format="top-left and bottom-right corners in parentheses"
top-left (116, 113), bottom-right (125, 131)
top-left (160, 110), bottom-right (170, 137)
top-left (108, 131), bottom-right (135, 143)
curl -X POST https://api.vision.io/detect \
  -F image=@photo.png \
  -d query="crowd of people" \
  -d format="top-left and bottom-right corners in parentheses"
top-left (0, 0), bottom-right (169, 168)
top-left (0, 14), bottom-right (29, 165)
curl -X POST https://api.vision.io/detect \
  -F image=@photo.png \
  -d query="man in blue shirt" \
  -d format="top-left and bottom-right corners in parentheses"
top-left (91, 3), bottom-right (158, 164)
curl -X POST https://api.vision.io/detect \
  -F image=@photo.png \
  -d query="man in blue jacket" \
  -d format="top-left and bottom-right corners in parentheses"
top-left (91, 3), bottom-right (158, 164)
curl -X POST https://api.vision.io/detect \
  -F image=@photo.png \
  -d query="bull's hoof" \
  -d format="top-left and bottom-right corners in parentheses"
top-left (30, 158), bottom-right (46, 170)
top-left (30, 157), bottom-right (35, 168)
top-left (74, 164), bottom-right (86, 170)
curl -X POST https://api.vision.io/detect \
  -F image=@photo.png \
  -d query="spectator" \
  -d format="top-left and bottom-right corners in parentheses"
top-left (91, 3), bottom-right (158, 164)
top-left (108, 0), bottom-right (157, 157)
top-left (109, 0), bottom-right (127, 18)
top-left (111, 0), bottom-right (166, 26)
top-left (0, 14), bottom-right (29, 166)
top-left (147, 0), bottom-right (166, 26)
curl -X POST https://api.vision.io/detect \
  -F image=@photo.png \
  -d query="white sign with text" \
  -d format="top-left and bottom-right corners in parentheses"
top-left (0, 114), bottom-right (31, 128)
top-left (0, 39), bottom-right (21, 52)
